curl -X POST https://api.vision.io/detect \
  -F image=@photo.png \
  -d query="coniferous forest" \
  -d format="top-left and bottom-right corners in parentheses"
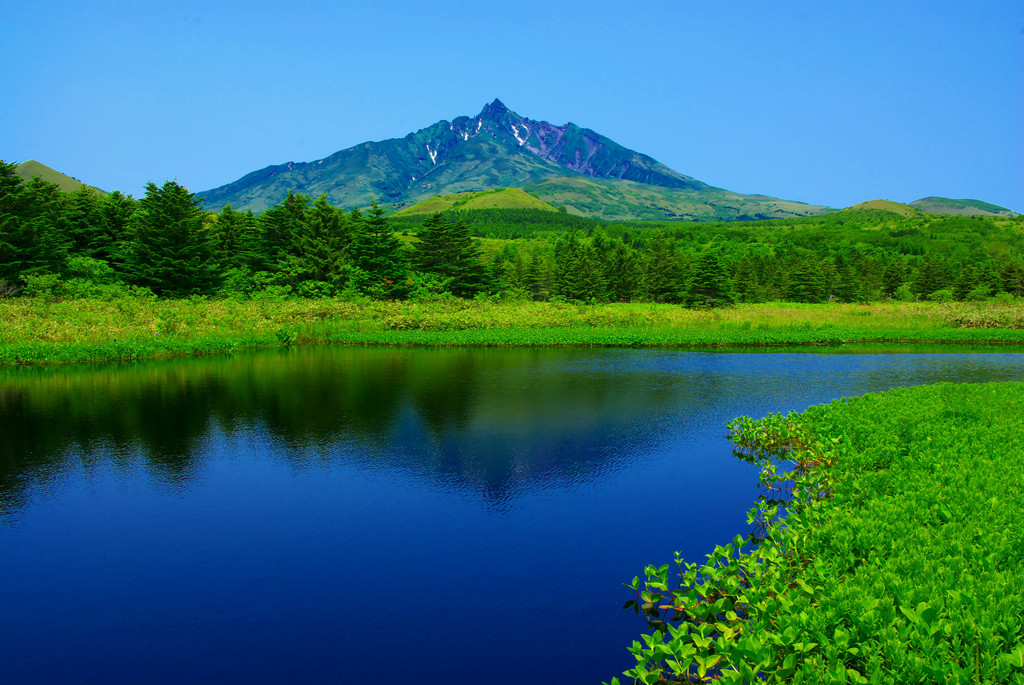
top-left (3, 161), bottom-right (1023, 306)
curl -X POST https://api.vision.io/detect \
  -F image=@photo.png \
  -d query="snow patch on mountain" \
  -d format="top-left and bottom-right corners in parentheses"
top-left (510, 123), bottom-right (529, 146)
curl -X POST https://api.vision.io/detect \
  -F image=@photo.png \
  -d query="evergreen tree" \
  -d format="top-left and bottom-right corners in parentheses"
top-left (212, 204), bottom-right (258, 272)
top-left (293, 195), bottom-right (350, 289)
top-left (684, 249), bottom-right (736, 308)
top-left (411, 212), bottom-right (489, 297)
top-left (953, 264), bottom-right (981, 300)
top-left (0, 168), bottom-right (72, 282)
top-left (524, 246), bottom-right (550, 300)
top-left (347, 201), bottom-right (409, 299)
top-left (64, 185), bottom-right (105, 254)
top-left (554, 231), bottom-right (606, 302)
top-left (912, 254), bottom-right (949, 298)
top-left (831, 254), bottom-right (866, 303)
top-left (786, 259), bottom-right (828, 303)
top-left (607, 241), bottom-right (640, 302)
top-left (257, 192), bottom-right (310, 270)
top-left (1000, 260), bottom-right (1024, 297)
top-left (562, 244), bottom-right (607, 302)
top-left (126, 181), bottom-right (219, 297)
top-left (732, 253), bottom-right (761, 303)
top-left (93, 190), bottom-right (136, 272)
top-left (881, 257), bottom-right (907, 298)
top-left (641, 232), bottom-right (684, 303)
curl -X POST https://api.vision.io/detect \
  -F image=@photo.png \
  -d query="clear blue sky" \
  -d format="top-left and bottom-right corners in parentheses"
top-left (4, 0), bottom-right (1022, 211)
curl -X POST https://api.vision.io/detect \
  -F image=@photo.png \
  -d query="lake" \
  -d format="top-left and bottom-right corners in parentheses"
top-left (2, 345), bottom-right (1023, 684)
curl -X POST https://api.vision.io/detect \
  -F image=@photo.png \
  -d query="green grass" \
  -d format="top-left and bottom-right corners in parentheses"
top-left (521, 176), bottom-right (833, 221)
top-left (910, 197), bottom-right (1018, 217)
top-left (616, 382), bottom-right (1024, 684)
top-left (394, 187), bottom-right (558, 215)
top-left (843, 199), bottom-right (922, 217)
top-left (2, 298), bottom-right (1024, 365)
top-left (14, 159), bottom-right (106, 195)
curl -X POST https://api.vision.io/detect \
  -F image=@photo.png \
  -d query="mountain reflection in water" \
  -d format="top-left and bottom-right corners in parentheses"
top-left (2, 346), bottom-right (1023, 684)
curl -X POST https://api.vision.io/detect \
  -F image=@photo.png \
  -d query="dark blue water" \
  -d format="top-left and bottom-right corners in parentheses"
top-left (1, 346), bottom-right (1023, 684)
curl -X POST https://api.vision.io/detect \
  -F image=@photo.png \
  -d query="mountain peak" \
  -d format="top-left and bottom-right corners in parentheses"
top-left (479, 98), bottom-right (509, 117)
top-left (199, 101), bottom-right (836, 219)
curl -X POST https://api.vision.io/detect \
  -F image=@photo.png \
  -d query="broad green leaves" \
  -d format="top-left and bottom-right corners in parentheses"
top-left (611, 382), bottom-right (1024, 684)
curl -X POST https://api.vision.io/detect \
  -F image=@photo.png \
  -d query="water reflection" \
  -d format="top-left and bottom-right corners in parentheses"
top-left (0, 347), bottom-right (691, 514)
top-left (3, 346), bottom-right (1024, 684)
top-left (4, 346), bottom-right (1024, 519)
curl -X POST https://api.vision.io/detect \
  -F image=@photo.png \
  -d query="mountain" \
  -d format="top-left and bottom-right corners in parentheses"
top-left (196, 99), bottom-right (831, 221)
top-left (14, 160), bottom-right (105, 195)
top-left (909, 197), bottom-right (1018, 218)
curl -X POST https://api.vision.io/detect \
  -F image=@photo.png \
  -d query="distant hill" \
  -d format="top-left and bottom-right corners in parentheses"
top-left (395, 187), bottom-right (560, 216)
top-left (14, 160), bottom-right (105, 195)
top-left (843, 200), bottom-right (922, 217)
top-left (910, 196), bottom-right (1018, 217)
top-left (197, 99), bottom-right (832, 222)
top-left (523, 176), bottom-right (832, 222)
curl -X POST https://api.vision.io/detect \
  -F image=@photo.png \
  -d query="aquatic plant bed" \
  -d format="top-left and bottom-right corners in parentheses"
top-left (3, 298), bottom-right (1024, 365)
top-left (614, 381), bottom-right (1024, 683)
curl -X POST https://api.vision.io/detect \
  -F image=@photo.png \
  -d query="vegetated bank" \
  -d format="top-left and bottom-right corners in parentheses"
top-left (610, 381), bottom-right (1024, 684)
top-left (4, 160), bottom-right (1024, 365)
top-left (3, 298), bottom-right (1024, 365)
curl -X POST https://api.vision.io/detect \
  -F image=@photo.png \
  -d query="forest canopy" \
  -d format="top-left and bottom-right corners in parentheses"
top-left (2, 160), bottom-right (1023, 306)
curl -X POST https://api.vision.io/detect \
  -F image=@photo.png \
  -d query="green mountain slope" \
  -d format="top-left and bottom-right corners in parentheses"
top-left (910, 196), bottom-right (1018, 217)
top-left (395, 188), bottom-right (559, 216)
top-left (522, 176), bottom-right (831, 221)
top-left (843, 199), bottom-right (922, 217)
top-left (14, 160), bottom-right (105, 195)
top-left (196, 100), bottom-right (830, 221)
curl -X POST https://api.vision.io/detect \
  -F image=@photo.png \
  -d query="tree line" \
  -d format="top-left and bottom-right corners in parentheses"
top-left (2, 161), bottom-right (1023, 305)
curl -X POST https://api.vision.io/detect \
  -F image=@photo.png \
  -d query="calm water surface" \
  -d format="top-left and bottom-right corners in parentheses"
top-left (1, 346), bottom-right (1023, 684)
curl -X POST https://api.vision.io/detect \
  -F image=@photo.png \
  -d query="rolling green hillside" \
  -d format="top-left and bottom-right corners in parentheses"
top-left (844, 199), bottom-right (922, 217)
top-left (910, 196), bottom-right (1018, 217)
top-left (14, 160), bottom-right (105, 195)
top-left (521, 176), bottom-right (832, 221)
top-left (394, 187), bottom-right (560, 216)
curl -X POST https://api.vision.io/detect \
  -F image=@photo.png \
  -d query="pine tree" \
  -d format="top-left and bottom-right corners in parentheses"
top-left (882, 257), bottom-right (907, 298)
top-left (641, 232), bottom-right (684, 303)
top-left (524, 246), bottom-right (550, 300)
top-left (126, 181), bottom-right (219, 297)
top-left (786, 259), bottom-right (828, 303)
top-left (732, 253), bottom-right (760, 303)
top-left (212, 204), bottom-right (257, 272)
top-left (684, 249), bottom-right (736, 308)
top-left (64, 185), bottom-right (105, 254)
top-left (607, 241), bottom-right (640, 302)
top-left (912, 254), bottom-right (949, 298)
top-left (1000, 260), bottom-right (1024, 297)
top-left (554, 231), bottom-right (606, 302)
top-left (411, 212), bottom-right (489, 297)
top-left (293, 195), bottom-right (349, 289)
top-left (0, 168), bottom-right (72, 282)
top-left (93, 190), bottom-right (136, 272)
top-left (348, 201), bottom-right (409, 299)
top-left (257, 192), bottom-right (310, 270)
top-left (832, 254), bottom-right (866, 303)
top-left (953, 264), bottom-right (981, 301)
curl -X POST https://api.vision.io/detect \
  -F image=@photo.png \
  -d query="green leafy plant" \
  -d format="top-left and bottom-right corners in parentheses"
top-left (609, 382), bottom-right (1024, 684)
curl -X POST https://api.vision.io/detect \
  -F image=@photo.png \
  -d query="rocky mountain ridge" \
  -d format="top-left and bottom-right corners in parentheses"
top-left (195, 100), bottom-right (773, 218)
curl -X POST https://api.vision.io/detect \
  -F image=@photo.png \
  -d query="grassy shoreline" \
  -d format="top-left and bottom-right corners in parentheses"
top-left (2, 298), bottom-right (1024, 365)
top-left (616, 382), bottom-right (1024, 683)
